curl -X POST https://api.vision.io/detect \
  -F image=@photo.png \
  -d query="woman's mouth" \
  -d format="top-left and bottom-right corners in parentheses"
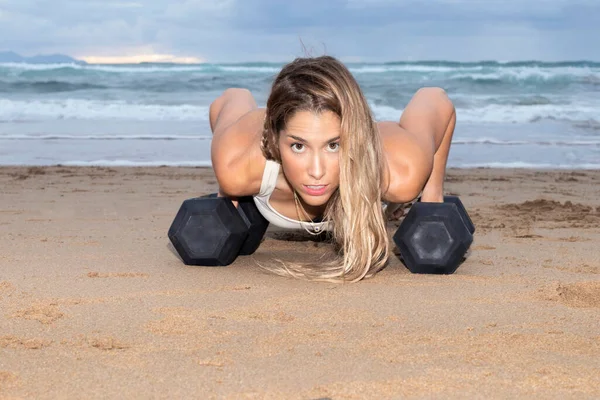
top-left (303, 185), bottom-right (328, 196)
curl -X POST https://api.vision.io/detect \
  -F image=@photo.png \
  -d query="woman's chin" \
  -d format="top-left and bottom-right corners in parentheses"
top-left (297, 192), bottom-right (330, 207)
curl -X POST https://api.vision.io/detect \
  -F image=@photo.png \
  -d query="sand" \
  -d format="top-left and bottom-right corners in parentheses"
top-left (1, 165), bottom-right (599, 399)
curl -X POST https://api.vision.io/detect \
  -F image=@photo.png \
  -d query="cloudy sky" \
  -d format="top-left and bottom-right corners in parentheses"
top-left (0, 0), bottom-right (598, 63)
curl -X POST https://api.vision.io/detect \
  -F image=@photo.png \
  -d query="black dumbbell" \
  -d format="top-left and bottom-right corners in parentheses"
top-left (168, 194), bottom-right (269, 266)
top-left (442, 195), bottom-right (475, 234)
top-left (393, 195), bottom-right (474, 274)
top-left (236, 197), bottom-right (270, 255)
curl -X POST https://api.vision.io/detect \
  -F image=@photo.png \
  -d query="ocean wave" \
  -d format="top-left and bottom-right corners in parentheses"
top-left (0, 134), bottom-right (212, 140)
top-left (0, 62), bottom-right (281, 74)
top-left (0, 62), bottom-right (207, 73)
top-left (0, 62), bottom-right (84, 71)
top-left (58, 159), bottom-right (213, 167)
top-left (515, 96), bottom-right (553, 106)
top-left (0, 97), bottom-right (597, 126)
top-left (448, 67), bottom-right (599, 82)
top-left (458, 103), bottom-right (599, 124)
top-left (1, 77), bottom-right (246, 94)
top-left (350, 65), bottom-right (469, 73)
top-left (383, 60), bottom-right (600, 68)
top-left (0, 99), bottom-right (210, 121)
top-left (218, 66), bottom-right (280, 73)
top-left (452, 162), bottom-right (600, 169)
top-left (452, 139), bottom-right (600, 146)
top-left (3, 60), bottom-right (598, 76)
top-left (368, 102), bottom-right (599, 125)
top-left (0, 80), bottom-right (107, 93)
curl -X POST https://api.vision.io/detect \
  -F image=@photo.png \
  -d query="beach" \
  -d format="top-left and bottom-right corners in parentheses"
top-left (1, 165), bottom-right (599, 399)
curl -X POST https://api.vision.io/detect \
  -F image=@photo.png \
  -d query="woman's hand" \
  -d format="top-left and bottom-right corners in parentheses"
top-left (217, 189), bottom-right (238, 208)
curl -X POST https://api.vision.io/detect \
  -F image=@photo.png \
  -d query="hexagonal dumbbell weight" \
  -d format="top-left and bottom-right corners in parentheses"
top-left (393, 196), bottom-right (474, 274)
top-left (443, 195), bottom-right (475, 235)
top-left (168, 193), bottom-right (269, 266)
top-left (193, 194), bottom-right (270, 256)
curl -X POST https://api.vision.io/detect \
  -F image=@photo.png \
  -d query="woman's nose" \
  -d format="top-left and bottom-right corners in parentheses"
top-left (308, 153), bottom-right (325, 180)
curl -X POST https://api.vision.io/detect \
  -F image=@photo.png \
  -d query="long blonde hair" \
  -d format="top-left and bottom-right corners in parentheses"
top-left (260, 55), bottom-right (389, 283)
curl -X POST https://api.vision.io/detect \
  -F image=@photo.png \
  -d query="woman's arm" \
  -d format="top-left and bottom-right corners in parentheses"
top-left (210, 88), bottom-right (266, 197)
top-left (378, 87), bottom-right (456, 204)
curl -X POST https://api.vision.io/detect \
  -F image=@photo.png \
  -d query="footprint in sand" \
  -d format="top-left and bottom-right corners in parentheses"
top-left (86, 272), bottom-right (149, 278)
top-left (12, 302), bottom-right (64, 325)
top-left (545, 282), bottom-right (600, 308)
top-left (87, 337), bottom-right (130, 351)
top-left (0, 371), bottom-right (21, 389)
top-left (58, 335), bottom-right (130, 351)
top-left (543, 263), bottom-right (599, 274)
top-left (0, 281), bottom-right (16, 299)
top-left (0, 336), bottom-right (53, 349)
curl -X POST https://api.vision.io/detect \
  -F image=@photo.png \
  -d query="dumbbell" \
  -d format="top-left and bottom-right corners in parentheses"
top-left (393, 195), bottom-right (475, 274)
top-left (168, 194), bottom-right (270, 266)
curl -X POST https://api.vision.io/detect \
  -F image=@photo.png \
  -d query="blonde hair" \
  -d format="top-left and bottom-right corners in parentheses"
top-left (260, 55), bottom-right (389, 283)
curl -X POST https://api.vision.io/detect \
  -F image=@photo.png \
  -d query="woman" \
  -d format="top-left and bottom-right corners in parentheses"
top-left (210, 55), bottom-right (456, 283)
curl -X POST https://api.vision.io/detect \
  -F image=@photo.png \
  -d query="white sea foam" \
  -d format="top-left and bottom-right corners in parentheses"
top-left (452, 138), bottom-right (600, 146)
top-left (350, 65), bottom-right (599, 79)
top-left (218, 66), bottom-right (280, 73)
top-left (2, 62), bottom-right (598, 80)
top-left (448, 66), bottom-right (599, 81)
top-left (0, 62), bottom-right (84, 71)
top-left (350, 65), bottom-right (466, 73)
top-left (458, 103), bottom-right (599, 124)
top-left (59, 159), bottom-right (213, 167)
top-left (7, 98), bottom-right (594, 126)
top-left (0, 62), bottom-right (280, 74)
top-left (0, 99), bottom-right (210, 121)
top-left (0, 134), bottom-right (212, 140)
top-left (83, 65), bottom-right (208, 73)
top-left (368, 102), bottom-right (600, 124)
top-left (0, 62), bottom-right (207, 73)
top-left (452, 161), bottom-right (600, 169)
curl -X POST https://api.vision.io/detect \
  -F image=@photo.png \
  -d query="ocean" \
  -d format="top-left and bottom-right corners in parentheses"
top-left (0, 61), bottom-right (599, 168)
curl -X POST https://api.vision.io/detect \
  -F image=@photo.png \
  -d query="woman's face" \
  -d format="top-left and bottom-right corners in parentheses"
top-left (278, 110), bottom-right (341, 207)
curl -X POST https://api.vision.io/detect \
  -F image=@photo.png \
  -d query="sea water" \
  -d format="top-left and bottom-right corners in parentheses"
top-left (0, 61), bottom-right (598, 168)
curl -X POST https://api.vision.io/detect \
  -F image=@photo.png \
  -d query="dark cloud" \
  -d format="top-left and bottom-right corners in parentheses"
top-left (0, 0), bottom-right (598, 61)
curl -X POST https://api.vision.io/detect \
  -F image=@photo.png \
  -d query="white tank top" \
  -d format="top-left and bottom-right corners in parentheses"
top-left (252, 160), bottom-right (332, 233)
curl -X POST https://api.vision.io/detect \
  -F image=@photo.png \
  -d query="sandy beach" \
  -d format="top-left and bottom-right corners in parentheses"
top-left (1, 165), bottom-right (599, 399)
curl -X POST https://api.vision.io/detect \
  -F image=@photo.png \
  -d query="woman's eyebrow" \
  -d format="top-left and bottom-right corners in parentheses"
top-left (287, 134), bottom-right (340, 144)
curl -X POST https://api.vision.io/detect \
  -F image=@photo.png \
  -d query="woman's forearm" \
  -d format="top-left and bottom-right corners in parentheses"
top-left (420, 108), bottom-right (456, 202)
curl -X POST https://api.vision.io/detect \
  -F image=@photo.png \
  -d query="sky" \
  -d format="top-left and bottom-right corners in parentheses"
top-left (0, 0), bottom-right (599, 63)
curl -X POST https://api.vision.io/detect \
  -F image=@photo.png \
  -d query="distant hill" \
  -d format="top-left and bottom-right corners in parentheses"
top-left (0, 51), bottom-right (86, 64)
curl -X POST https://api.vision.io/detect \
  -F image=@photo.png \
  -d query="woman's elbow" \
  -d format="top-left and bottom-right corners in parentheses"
top-left (416, 86), bottom-right (454, 109)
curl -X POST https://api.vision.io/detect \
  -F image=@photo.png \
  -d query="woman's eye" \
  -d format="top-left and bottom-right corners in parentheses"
top-left (328, 142), bottom-right (340, 152)
top-left (291, 143), bottom-right (305, 152)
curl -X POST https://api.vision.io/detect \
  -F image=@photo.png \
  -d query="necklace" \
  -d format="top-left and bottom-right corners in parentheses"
top-left (293, 191), bottom-right (324, 236)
